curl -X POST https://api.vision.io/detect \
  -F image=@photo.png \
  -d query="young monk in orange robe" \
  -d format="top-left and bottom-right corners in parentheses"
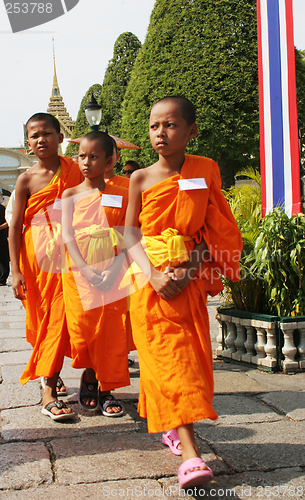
top-left (104, 138), bottom-right (130, 189)
top-left (62, 131), bottom-right (130, 416)
top-left (124, 96), bottom-right (242, 489)
top-left (9, 113), bottom-right (82, 421)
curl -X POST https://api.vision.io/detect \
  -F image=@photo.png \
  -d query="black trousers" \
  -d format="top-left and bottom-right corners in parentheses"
top-left (0, 239), bottom-right (9, 285)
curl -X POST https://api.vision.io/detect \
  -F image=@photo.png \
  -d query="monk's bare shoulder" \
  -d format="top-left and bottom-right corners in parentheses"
top-left (19, 163), bottom-right (44, 182)
top-left (16, 164), bottom-right (59, 197)
top-left (129, 163), bottom-right (159, 193)
top-left (15, 169), bottom-right (33, 195)
top-left (62, 183), bottom-right (85, 199)
top-left (129, 167), bottom-right (148, 182)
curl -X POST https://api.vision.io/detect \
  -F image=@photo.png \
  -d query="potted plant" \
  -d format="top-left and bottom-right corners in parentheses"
top-left (217, 169), bottom-right (305, 373)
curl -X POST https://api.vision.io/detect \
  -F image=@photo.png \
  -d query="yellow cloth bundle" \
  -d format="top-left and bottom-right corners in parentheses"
top-left (74, 225), bottom-right (125, 273)
top-left (143, 228), bottom-right (192, 270)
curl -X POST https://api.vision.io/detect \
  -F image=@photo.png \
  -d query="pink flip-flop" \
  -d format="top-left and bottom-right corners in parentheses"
top-left (178, 457), bottom-right (214, 489)
top-left (162, 429), bottom-right (182, 456)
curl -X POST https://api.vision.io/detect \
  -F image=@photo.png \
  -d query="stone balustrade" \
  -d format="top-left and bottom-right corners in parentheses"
top-left (216, 309), bottom-right (305, 373)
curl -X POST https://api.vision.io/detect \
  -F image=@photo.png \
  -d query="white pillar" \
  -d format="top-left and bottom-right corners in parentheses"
top-left (242, 319), bottom-right (257, 363)
top-left (281, 322), bottom-right (299, 373)
top-left (222, 317), bottom-right (236, 359)
top-left (232, 319), bottom-right (246, 361)
top-left (262, 325), bottom-right (278, 369)
top-left (215, 313), bottom-right (224, 358)
top-left (252, 326), bottom-right (266, 365)
top-left (298, 325), bottom-right (305, 370)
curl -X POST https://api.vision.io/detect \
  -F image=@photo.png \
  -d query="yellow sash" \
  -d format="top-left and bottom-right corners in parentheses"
top-left (44, 222), bottom-right (68, 273)
top-left (73, 226), bottom-right (125, 273)
top-left (143, 228), bottom-right (192, 270)
top-left (123, 228), bottom-right (193, 285)
top-left (49, 166), bottom-right (62, 185)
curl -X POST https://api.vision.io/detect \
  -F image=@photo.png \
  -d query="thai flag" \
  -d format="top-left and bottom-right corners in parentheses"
top-left (257, 0), bottom-right (301, 217)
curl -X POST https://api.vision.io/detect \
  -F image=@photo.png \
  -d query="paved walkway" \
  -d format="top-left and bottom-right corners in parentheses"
top-left (1, 281), bottom-right (305, 499)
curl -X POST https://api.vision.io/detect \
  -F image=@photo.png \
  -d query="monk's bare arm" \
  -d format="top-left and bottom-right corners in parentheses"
top-left (62, 189), bottom-right (103, 286)
top-left (9, 173), bottom-right (29, 299)
top-left (62, 189), bottom-right (88, 270)
top-left (124, 171), bottom-right (181, 300)
top-left (167, 239), bottom-right (209, 290)
top-left (124, 170), bottom-right (147, 267)
top-left (61, 188), bottom-right (77, 246)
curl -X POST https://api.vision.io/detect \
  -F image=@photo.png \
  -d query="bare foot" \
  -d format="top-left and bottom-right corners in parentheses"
top-left (82, 397), bottom-right (98, 407)
top-left (177, 424), bottom-right (210, 471)
top-left (42, 374), bottom-right (73, 416)
top-left (99, 392), bottom-right (123, 415)
top-left (80, 369), bottom-right (98, 409)
top-left (56, 376), bottom-right (67, 395)
top-left (181, 446), bottom-right (210, 473)
top-left (43, 394), bottom-right (73, 416)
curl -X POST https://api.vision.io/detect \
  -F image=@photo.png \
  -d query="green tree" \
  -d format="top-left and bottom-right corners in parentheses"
top-left (65, 83), bottom-right (102, 157)
top-left (120, 0), bottom-right (259, 187)
top-left (295, 48), bottom-right (305, 166)
top-left (99, 32), bottom-right (142, 136)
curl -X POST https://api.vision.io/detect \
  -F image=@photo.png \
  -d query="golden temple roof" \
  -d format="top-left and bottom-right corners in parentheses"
top-left (47, 39), bottom-right (75, 138)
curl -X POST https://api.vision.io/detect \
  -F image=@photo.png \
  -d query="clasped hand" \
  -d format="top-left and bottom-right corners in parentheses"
top-left (150, 266), bottom-right (193, 300)
top-left (81, 265), bottom-right (116, 291)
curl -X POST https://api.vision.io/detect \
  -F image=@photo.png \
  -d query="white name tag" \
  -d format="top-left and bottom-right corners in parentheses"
top-left (178, 178), bottom-right (208, 191)
top-left (53, 198), bottom-right (62, 210)
top-left (101, 194), bottom-right (123, 208)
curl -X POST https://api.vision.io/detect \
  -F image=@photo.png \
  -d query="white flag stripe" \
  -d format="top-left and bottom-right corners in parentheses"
top-left (279, 0), bottom-right (293, 216)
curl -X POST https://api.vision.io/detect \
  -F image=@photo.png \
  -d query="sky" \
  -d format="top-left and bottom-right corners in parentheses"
top-left (0, 0), bottom-right (304, 148)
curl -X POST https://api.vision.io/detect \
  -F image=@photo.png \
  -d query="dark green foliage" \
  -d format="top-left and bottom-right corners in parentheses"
top-left (99, 32), bottom-right (142, 137)
top-left (223, 172), bottom-right (305, 316)
top-left (65, 84), bottom-right (102, 157)
top-left (65, 33), bottom-right (141, 158)
top-left (295, 48), bottom-right (305, 165)
top-left (120, 0), bottom-right (259, 187)
top-left (222, 168), bottom-right (266, 313)
top-left (251, 209), bottom-right (305, 317)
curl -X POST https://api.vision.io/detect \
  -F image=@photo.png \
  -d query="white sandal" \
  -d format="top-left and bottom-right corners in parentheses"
top-left (41, 400), bottom-right (75, 421)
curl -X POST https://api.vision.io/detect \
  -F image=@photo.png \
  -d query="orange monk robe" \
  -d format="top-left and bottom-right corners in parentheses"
top-left (105, 174), bottom-right (130, 189)
top-left (105, 174), bottom-right (136, 352)
top-left (20, 156), bottom-right (83, 385)
top-left (129, 154), bottom-right (242, 433)
top-left (62, 184), bottom-right (130, 392)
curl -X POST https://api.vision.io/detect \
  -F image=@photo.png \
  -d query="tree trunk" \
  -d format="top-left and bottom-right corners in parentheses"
top-left (216, 155), bottom-right (235, 190)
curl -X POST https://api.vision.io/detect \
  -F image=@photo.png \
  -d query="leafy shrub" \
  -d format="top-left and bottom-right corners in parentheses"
top-left (221, 168), bottom-right (267, 313)
top-left (251, 209), bottom-right (305, 316)
top-left (222, 169), bottom-right (305, 316)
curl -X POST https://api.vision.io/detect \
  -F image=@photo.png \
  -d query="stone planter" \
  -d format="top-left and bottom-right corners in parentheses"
top-left (216, 308), bottom-right (305, 373)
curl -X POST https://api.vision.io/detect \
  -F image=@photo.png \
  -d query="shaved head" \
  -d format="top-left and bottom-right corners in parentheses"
top-left (152, 96), bottom-right (196, 125)
top-left (26, 113), bottom-right (61, 136)
top-left (81, 131), bottom-right (113, 158)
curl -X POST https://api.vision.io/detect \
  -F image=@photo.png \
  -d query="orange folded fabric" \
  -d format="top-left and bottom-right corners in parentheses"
top-left (105, 174), bottom-right (130, 189)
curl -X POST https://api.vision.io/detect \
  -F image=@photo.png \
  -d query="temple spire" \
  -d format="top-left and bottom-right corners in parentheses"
top-left (47, 38), bottom-right (75, 140)
top-left (52, 38), bottom-right (60, 96)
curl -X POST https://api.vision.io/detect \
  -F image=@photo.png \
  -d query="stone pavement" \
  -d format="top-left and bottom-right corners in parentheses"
top-left (1, 281), bottom-right (305, 500)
